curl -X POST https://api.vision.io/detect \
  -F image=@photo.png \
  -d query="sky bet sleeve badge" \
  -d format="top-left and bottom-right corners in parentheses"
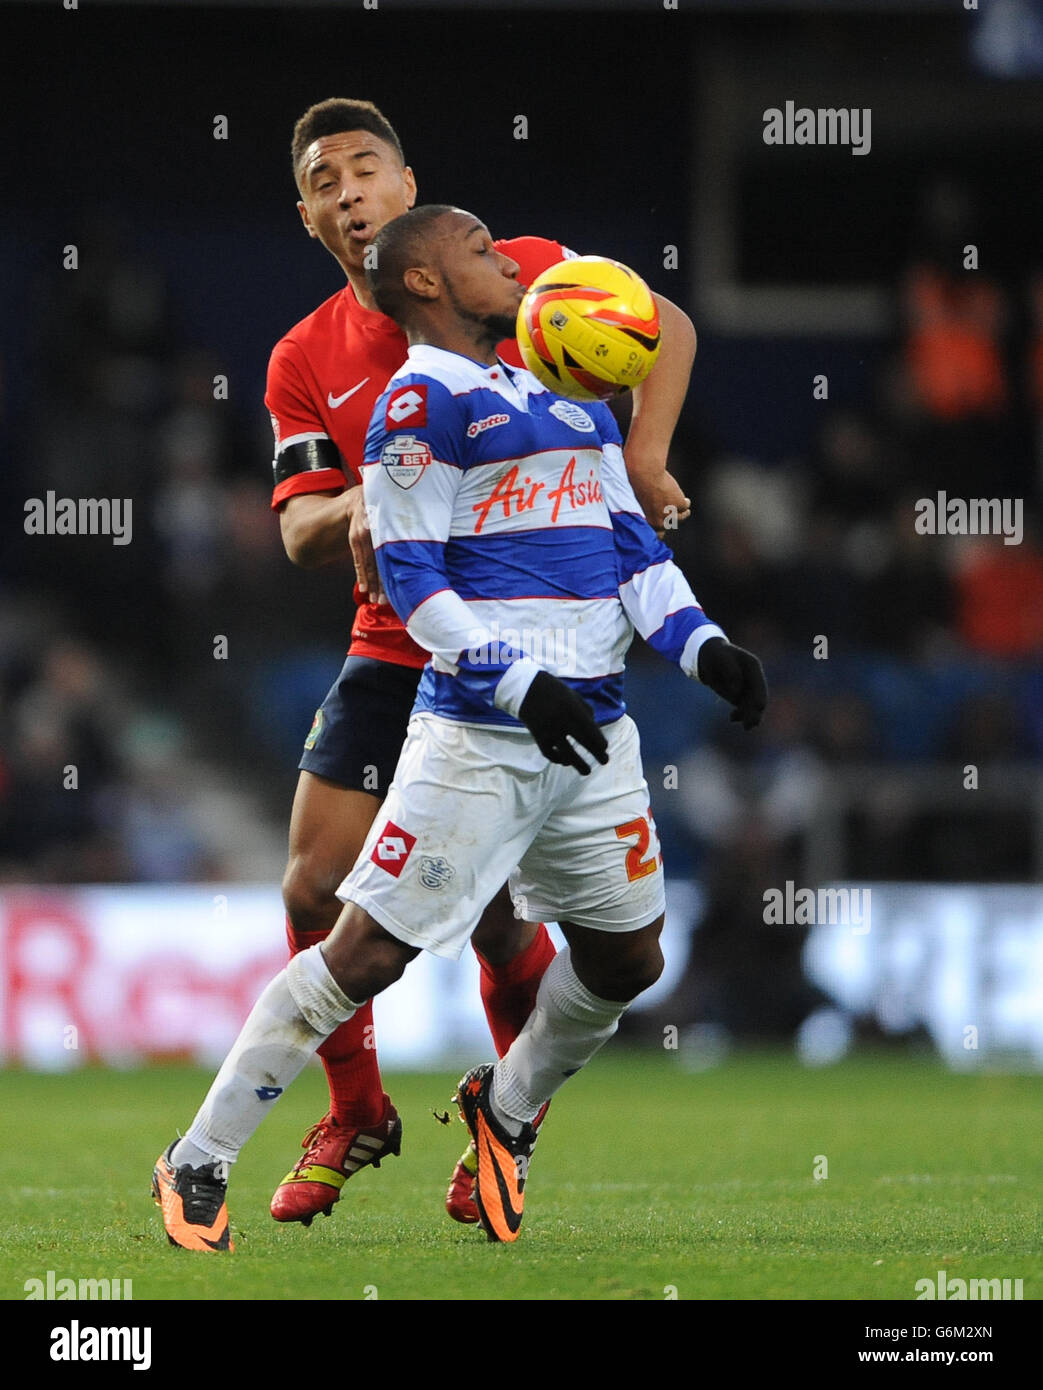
top-left (381, 435), bottom-right (432, 489)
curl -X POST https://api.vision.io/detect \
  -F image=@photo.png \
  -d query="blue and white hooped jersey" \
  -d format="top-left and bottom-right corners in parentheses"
top-left (362, 344), bottom-right (724, 728)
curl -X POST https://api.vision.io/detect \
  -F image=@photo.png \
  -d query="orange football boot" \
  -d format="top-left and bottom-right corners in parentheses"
top-left (152, 1142), bottom-right (234, 1252)
top-left (445, 1100), bottom-right (549, 1225)
top-left (453, 1064), bottom-right (539, 1243)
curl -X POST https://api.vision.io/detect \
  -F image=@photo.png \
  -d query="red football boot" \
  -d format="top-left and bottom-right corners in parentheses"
top-left (445, 1141), bottom-right (481, 1224)
top-left (270, 1095), bottom-right (401, 1225)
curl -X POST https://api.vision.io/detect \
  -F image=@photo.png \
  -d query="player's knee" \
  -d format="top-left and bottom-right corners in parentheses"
top-left (618, 944), bottom-right (664, 1001)
top-left (328, 948), bottom-right (406, 1003)
top-left (282, 855), bottom-right (342, 937)
top-left (596, 940), bottom-right (664, 1003)
top-left (323, 906), bottom-right (419, 1002)
top-left (471, 886), bottom-right (526, 962)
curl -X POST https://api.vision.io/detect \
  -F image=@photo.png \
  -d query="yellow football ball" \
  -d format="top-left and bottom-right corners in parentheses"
top-left (516, 256), bottom-right (662, 401)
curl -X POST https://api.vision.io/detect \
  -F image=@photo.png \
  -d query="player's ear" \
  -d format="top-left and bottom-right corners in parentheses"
top-left (403, 265), bottom-right (437, 300)
top-left (297, 200), bottom-right (319, 239)
top-left (403, 166), bottom-right (417, 210)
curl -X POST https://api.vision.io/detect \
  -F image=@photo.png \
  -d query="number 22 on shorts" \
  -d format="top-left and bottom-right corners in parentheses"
top-left (614, 808), bottom-right (662, 882)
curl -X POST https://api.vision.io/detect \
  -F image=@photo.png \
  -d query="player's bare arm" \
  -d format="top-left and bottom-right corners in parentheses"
top-left (624, 291), bottom-right (696, 531)
top-left (279, 487), bottom-right (386, 600)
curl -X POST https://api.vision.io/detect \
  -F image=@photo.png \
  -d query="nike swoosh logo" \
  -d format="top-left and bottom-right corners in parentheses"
top-left (327, 379), bottom-right (370, 409)
top-left (477, 1115), bottom-right (524, 1237)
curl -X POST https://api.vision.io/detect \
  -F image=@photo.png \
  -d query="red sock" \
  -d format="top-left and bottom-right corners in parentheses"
top-left (285, 916), bottom-right (387, 1128)
top-left (475, 923), bottom-right (557, 1058)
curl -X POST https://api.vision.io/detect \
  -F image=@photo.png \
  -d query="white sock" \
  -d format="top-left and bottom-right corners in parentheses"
top-left (168, 1135), bottom-right (221, 1171)
top-left (173, 946), bottom-right (360, 1165)
top-left (491, 948), bottom-right (628, 1130)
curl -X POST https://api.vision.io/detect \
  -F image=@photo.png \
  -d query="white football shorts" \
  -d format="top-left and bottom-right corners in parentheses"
top-left (336, 712), bottom-right (665, 959)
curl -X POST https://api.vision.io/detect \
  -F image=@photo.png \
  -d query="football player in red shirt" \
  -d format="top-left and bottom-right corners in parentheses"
top-left (157, 98), bottom-right (697, 1244)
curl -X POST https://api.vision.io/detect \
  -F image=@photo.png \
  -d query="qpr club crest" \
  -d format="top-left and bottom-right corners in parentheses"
top-left (418, 855), bottom-right (456, 891)
top-left (548, 400), bottom-right (596, 432)
top-left (381, 434), bottom-right (432, 489)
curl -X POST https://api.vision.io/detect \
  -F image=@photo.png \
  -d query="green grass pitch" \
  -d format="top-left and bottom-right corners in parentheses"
top-left (2, 1053), bottom-right (1039, 1301)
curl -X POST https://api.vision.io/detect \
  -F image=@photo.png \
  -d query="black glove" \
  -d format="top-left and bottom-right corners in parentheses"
top-left (697, 637), bottom-right (768, 730)
top-left (518, 670), bottom-right (609, 775)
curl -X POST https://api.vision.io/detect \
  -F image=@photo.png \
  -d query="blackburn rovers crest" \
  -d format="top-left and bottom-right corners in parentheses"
top-left (304, 708), bottom-right (324, 750)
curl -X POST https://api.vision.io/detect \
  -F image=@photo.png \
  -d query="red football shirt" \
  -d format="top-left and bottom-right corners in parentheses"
top-left (266, 235), bottom-right (573, 668)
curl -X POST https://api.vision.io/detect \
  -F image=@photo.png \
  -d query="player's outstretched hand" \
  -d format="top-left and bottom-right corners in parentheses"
top-left (519, 671), bottom-right (609, 775)
top-left (697, 637), bottom-right (768, 731)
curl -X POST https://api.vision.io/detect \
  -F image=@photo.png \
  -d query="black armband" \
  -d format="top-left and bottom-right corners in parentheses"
top-left (272, 437), bottom-right (345, 487)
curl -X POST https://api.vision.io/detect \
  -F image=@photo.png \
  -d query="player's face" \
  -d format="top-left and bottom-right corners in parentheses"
top-left (436, 214), bottom-right (525, 339)
top-left (297, 131), bottom-right (417, 274)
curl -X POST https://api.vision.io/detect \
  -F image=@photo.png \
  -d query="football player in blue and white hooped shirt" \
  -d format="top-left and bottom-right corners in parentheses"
top-left (322, 206), bottom-right (766, 1238)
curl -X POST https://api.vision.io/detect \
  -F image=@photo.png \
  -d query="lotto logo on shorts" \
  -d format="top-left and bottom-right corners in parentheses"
top-left (371, 821), bottom-right (417, 877)
top-left (385, 385), bottom-right (427, 428)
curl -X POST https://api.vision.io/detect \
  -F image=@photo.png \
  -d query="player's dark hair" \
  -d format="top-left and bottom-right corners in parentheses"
top-left (292, 99), bottom-right (405, 184)
top-left (367, 204), bottom-right (460, 325)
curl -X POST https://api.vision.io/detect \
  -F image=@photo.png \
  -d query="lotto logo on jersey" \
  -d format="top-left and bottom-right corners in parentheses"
top-left (466, 412), bottom-right (510, 439)
top-left (381, 435), bottom-right (432, 489)
top-left (371, 821), bottom-right (417, 876)
top-left (386, 385), bottom-right (427, 427)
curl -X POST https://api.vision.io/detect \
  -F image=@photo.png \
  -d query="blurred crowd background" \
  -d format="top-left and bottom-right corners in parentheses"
top-left (2, 0), bottom-right (1041, 1048)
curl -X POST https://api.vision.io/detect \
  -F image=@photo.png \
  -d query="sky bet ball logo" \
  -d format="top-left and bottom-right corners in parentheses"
top-left (381, 435), bottom-right (432, 489)
top-left (371, 822), bottom-right (417, 877)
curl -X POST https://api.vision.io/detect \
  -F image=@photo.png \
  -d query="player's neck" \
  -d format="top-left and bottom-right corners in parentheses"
top-left (344, 265), bottom-right (380, 313)
top-left (407, 324), bottom-right (498, 367)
